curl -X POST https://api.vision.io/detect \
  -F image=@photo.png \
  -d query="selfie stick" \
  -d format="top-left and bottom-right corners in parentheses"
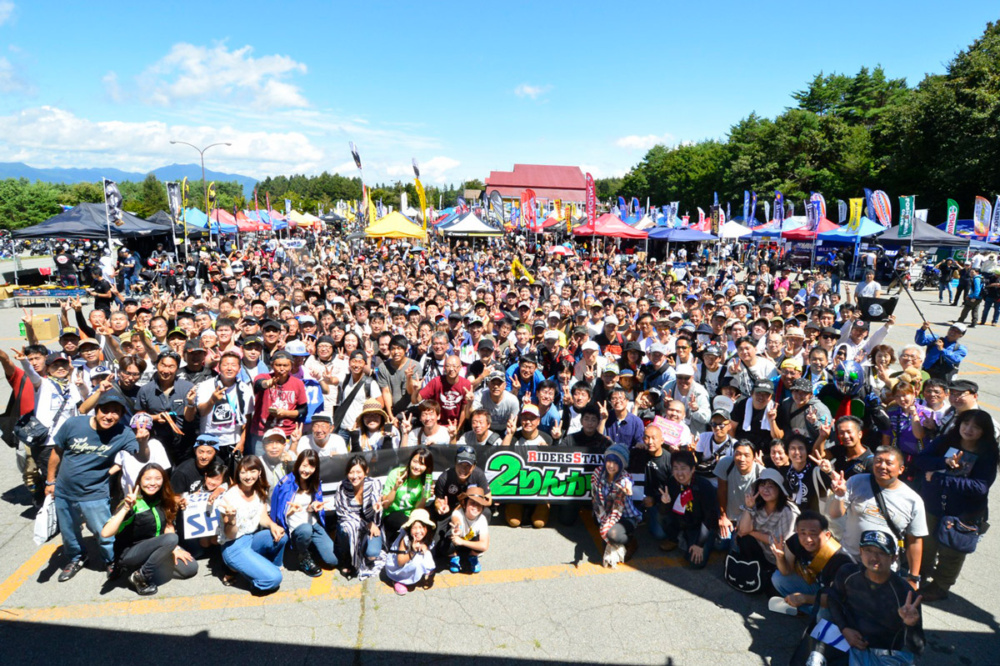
top-left (895, 269), bottom-right (930, 326)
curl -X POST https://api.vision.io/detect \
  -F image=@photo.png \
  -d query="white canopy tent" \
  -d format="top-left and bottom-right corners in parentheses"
top-left (440, 212), bottom-right (502, 237)
top-left (719, 220), bottom-right (752, 239)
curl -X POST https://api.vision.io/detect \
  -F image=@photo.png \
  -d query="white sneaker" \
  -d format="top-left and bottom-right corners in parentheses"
top-left (768, 596), bottom-right (798, 615)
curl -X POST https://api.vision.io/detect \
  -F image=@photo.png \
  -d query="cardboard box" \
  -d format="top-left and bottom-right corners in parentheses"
top-left (31, 314), bottom-right (61, 342)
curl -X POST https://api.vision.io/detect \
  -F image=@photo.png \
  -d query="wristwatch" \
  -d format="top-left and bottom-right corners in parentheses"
top-left (45, 480), bottom-right (56, 486)
top-left (906, 573), bottom-right (921, 583)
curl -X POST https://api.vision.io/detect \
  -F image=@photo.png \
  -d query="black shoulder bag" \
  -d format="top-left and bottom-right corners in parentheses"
top-left (1, 372), bottom-right (28, 448)
top-left (869, 474), bottom-right (906, 568)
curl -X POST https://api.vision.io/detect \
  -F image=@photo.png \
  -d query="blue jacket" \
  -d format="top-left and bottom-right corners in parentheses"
top-left (969, 275), bottom-right (984, 300)
top-left (270, 472), bottom-right (325, 530)
top-left (915, 329), bottom-right (967, 373)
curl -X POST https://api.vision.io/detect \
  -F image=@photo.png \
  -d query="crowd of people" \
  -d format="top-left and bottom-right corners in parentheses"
top-left (4, 231), bottom-right (997, 666)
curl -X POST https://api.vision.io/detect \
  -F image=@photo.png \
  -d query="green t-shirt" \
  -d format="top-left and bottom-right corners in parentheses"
top-left (383, 466), bottom-right (432, 515)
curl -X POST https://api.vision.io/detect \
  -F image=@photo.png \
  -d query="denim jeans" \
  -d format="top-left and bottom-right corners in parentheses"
top-left (291, 523), bottom-right (337, 567)
top-left (335, 524), bottom-right (383, 562)
top-left (848, 648), bottom-right (915, 666)
top-left (981, 298), bottom-right (1000, 325)
top-left (939, 282), bottom-right (952, 302)
top-left (771, 569), bottom-right (822, 616)
top-left (645, 504), bottom-right (667, 540)
top-left (222, 529), bottom-right (288, 591)
top-left (54, 496), bottom-right (113, 564)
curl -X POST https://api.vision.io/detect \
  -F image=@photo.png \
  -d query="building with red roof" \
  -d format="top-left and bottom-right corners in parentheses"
top-left (484, 164), bottom-right (586, 203)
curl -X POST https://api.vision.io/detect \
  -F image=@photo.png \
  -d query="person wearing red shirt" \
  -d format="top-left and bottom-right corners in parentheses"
top-left (415, 355), bottom-right (471, 431)
top-left (1, 348), bottom-right (37, 497)
top-left (250, 352), bottom-right (307, 457)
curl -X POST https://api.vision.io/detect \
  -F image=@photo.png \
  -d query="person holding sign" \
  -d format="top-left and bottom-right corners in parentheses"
top-left (216, 455), bottom-right (287, 594)
top-left (102, 463), bottom-right (197, 596)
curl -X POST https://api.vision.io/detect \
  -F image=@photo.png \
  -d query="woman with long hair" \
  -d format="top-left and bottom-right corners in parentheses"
top-left (331, 455), bottom-right (385, 580)
top-left (914, 408), bottom-right (998, 601)
top-left (271, 450), bottom-right (336, 578)
top-left (381, 447), bottom-right (435, 544)
top-left (215, 455), bottom-right (288, 593)
top-left (101, 463), bottom-right (198, 596)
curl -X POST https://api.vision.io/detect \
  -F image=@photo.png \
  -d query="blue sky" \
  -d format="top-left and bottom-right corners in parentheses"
top-left (0, 1), bottom-right (997, 185)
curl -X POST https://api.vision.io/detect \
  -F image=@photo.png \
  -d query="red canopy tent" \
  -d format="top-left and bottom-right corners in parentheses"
top-left (573, 213), bottom-right (648, 239)
top-left (781, 218), bottom-right (839, 240)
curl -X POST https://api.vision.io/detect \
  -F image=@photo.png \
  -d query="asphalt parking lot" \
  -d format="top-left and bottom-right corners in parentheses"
top-left (0, 287), bottom-right (997, 666)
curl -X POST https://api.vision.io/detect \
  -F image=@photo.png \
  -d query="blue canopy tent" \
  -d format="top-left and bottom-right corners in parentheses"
top-left (817, 216), bottom-right (884, 242)
top-left (751, 216), bottom-right (807, 238)
top-left (647, 228), bottom-right (718, 242)
top-left (969, 239), bottom-right (1000, 251)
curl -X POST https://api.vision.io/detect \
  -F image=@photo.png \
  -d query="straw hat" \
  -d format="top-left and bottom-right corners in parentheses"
top-left (401, 508), bottom-right (436, 531)
top-left (355, 398), bottom-right (390, 428)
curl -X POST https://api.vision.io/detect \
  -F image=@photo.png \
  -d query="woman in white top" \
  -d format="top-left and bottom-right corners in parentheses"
top-left (349, 399), bottom-right (402, 451)
top-left (270, 450), bottom-right (336, 578)
top-left (110, 412), bottom-right (172, 496)
top-left (215, 455), bottom-right (288, 593)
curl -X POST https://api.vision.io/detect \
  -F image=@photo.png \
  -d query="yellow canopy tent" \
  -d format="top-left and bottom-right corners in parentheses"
top-left (287, 210), bottom-right (311, 227)
top-left (300, 212), bottom-right (323, 228)
top-left (365, 211), bottom-right (426, 239)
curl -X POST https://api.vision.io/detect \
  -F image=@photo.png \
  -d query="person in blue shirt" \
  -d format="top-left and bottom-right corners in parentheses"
top-left (505, 353), bottom-right (545, 403)
top-left (956, 268), bottom-right (985, 327)
top-left (46, 392), bottom-right (140, 582)
top-left (640, 343), bottom-right (676, 391)
top-left (915, 321), bottom-right (968, 382)
top-left (603, 387), bottom-right (645, 449)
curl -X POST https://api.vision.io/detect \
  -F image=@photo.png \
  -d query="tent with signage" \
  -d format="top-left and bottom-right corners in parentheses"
top-left (12, 203), bottom-right (173, 240)
top-left (147, 210), bottom-right (207, 239)
top-left (817, 216), bottom-right (885, 242)
top-left (573, 213), bottom-right (648, 239)
top-left (365, 211), bottom-right (426, 239)
top-left (439, 212), bottom-right (502, 237)
top-left (781, 218), bottom-right (840, 241)
top-left (879, 217), bottom-right (969, 249)
top-left (647, 227), bottom-right (717, 242)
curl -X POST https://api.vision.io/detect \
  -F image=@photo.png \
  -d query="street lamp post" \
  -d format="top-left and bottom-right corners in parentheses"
top-left (169, 140), bottom-right (231, 255)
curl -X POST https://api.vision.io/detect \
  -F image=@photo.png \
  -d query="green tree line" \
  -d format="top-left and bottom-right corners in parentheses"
top-left (597, 19), bottom-right (1000, 222)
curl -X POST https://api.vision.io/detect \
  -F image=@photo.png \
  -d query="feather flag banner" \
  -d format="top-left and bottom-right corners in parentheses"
top-left (585, 173), bottom-right (596, 225)
top-left (806, 199), bottom-right (821, 232)
top-left (762, 201), bottom-right (770, 225)
top-left (349, 142), bottom-right (362, 171)
top-left (992, 196), bottom-right (1000, 240)
top-left (898, 195), bottom-right (915, 238)
top-left (415, 178), bottom-right (429, 230)
top-left (837, 199), bottom-right (848, 224)
top-left (489, 190), bottom-right (505, 229)
top-left (870, 190), bottom-right (892, 227)
top-left (742, 191), bottom-right (750, 223)
top-left (945, 199), bottom-right (959, 234)
top-left (864, 188), bottom-right (875, 221)
top-left (774, 191), bottom-right (784, 229)
top-left (848, 199), bottom-right (864, 232)
top-left (974, 196), bottom-right (991, 236)
top-left (749, 192), bottom-right (757, 226)
top-left (103, 178), bottom-right (124, 227)
top-left (810, 193), bottom-right (826, 221)
top-left (617, 196), bottom-right (627, 220)
top-left (697, 207), bottom-right (706, 225)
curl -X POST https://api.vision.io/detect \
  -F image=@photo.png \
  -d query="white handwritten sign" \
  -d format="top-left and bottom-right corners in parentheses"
top-left (183, 492), bottom-right (220, 540)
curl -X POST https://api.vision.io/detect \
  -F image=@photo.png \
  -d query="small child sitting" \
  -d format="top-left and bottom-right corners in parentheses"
top-left (385, 509), bottom-right (437, 595)
top-left (447, 487), bottom-right (491, 574)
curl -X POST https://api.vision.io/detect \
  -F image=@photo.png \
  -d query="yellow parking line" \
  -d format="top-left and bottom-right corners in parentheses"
top-left (0, 542), bottom-right (693, 624)
top-left (0, 543), bottom-right (59, 607)
top-left (968, 361), bottom-right (1000, 372)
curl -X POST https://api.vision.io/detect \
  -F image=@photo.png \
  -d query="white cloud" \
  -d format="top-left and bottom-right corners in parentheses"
top-left (0, 106), bottom-right (324, 177)
top-left (386, 156), bottom-right (460, 184)
top-left (615, 133), bottom-right (675, 150)
top-left (579, 163), bottom-right (628, 180)
top-left (130, 42), bottom-right (309, 110)
top-left (102, 72), bottom-right (123, 102)
top-left (514, 83), bottom-right (552, 99)
top-left (0, 55), bottom-right (30, 93)
top-left (0, 2), bottom-right (13, 26)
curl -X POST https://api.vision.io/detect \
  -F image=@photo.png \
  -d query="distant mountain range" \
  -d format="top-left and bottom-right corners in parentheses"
top-left (0, 162), bottom-right (258, 195)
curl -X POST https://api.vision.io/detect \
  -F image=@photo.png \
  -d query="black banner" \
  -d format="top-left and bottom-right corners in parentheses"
top-left (857, 295), bottom-right (898, 322)
top-left (316, 445), bottom-right (651, 504)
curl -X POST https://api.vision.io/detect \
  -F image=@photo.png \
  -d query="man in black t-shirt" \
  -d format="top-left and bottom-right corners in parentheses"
top-left (430, 445), bottom-right (491, 560)
top-left (86, 267), bottom-right (116, 312)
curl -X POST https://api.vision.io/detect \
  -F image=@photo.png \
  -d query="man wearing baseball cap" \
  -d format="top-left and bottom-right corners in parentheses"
top-left (915, 320), bottom-right (967, 382)
top-left (46, 392), bottom-right (139, 582)
top-left (828, 530), bottom-right (925, 661)
top-left (429, 445), bottom-right (492, 557)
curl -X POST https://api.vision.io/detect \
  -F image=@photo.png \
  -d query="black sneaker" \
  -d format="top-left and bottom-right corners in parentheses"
top-left (58, 558), bottom-right (87, 583)
top-left (107, 561), bottom-right (122, 581)
top-left (299, 555), bottom-right (322, 578)
top-left (129, 569), bottom-right (158, 596)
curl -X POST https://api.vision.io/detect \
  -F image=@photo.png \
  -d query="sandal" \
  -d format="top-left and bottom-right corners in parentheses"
top-left (221, 574), bottom-right (236, 587)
